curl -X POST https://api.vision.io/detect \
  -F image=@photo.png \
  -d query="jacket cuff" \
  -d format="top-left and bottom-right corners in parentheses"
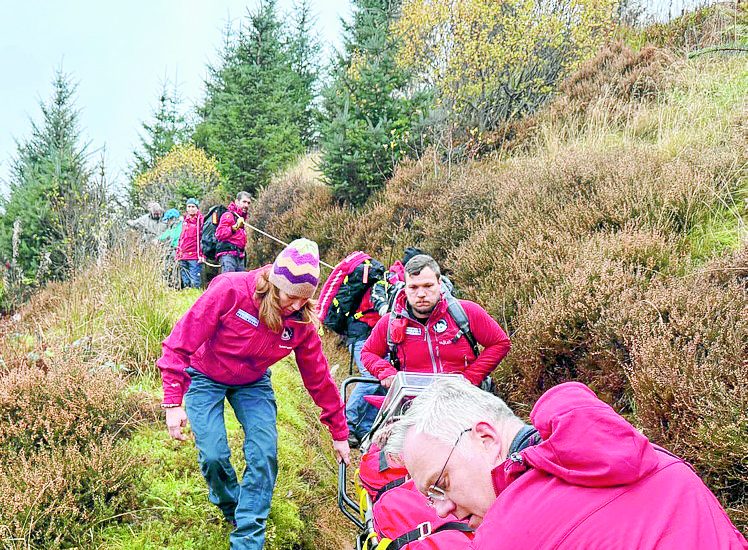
top-left (331, 426), bottom-right (349, 441)
top-left (378, 366), bottom-right (398, 380)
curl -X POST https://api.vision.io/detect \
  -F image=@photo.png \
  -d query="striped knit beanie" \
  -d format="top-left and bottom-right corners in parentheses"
top-left (269, 238), bottom-right (320, 299)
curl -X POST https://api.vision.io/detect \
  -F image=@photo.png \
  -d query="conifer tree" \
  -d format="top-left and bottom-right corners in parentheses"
top-left (129, 80), bottom-right (190, 182)
top-left (319, 0), bottom-right (428, 205)
top-left (194, 0), bottom-right (306, 196)
top-left (0, 70), bottom-right (108, 282)
top-left (286, 0), bottom-right (320, 147)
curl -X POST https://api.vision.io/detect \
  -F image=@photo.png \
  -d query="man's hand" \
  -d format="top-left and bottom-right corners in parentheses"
top-left (381, 375), bottom-right (396, 389)
top-left (333, 439), bottom-right (351, 465)
top-left (232, 217), bottom-right (245, 231)
top-left (165, 406), bottom-right (189, 441)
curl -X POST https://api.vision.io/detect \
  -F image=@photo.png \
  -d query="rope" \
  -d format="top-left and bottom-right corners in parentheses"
top-left (244, 222), bottom-right (335, 269)
top-left (202, 222), bottom-right (336, 270)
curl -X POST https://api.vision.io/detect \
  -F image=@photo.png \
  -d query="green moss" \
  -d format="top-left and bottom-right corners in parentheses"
top-left (95, 357), bottom-right (344, 549)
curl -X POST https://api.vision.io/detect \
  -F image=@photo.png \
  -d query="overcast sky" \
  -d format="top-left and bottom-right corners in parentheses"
top-left (0, 0), bottom-right (713, 199)
top-left (0, 0), bottom-right (350, 197)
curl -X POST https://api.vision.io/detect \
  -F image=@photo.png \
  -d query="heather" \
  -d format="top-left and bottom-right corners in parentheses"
top-left (243, 42), bottom-right (748, 528)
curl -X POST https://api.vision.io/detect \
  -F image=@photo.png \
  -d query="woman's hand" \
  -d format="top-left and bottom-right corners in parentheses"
top-left (165, 406), bottom-right (189, 441)
top-left (333, 439), bottom-right (351, 465)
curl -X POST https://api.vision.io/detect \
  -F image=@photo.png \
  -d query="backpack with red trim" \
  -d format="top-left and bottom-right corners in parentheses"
top-left (317, 251), bottom-right (385, 335)
top-left (371, 479), bottom-right (474, 549)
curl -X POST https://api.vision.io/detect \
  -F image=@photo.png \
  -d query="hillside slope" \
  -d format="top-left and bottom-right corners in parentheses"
top-left (245, 44), bottom-right (748, 529)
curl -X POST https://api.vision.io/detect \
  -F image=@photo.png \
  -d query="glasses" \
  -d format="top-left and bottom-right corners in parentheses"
top-left (426, 427), bottom-right (472, 506)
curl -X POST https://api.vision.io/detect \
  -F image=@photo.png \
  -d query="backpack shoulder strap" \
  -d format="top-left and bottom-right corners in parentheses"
top-left (385, 284), bottom-right (406, 371)
top-left (386, 521), bottom-right (474, 549)
top-left (445, 293), bottom-right (479, 359)
top-left (373, 476), bottom-right (408, 502)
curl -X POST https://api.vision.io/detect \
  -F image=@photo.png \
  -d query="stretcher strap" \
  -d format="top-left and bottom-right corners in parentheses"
top-left (386, 521), bottom-right (474, 550)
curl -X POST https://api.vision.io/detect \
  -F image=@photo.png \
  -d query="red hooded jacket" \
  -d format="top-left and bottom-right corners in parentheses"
top-left (360, 291), bottom-right (511, 385)
top-left (214, 201), bottom-right (247, 258)
top-left (176, 211), bottom-right (203, 261)
top-left (470, 382), bottom-right (747, 549)
top-left (156, 267), bottom-right (348, 441)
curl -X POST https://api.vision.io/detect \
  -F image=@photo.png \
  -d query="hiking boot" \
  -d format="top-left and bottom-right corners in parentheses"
top-left (348, 432), bottom-right (361, 449)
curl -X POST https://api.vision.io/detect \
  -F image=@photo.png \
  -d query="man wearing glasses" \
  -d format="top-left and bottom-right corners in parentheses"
top-left (384, 378), bottom-right (747, 549)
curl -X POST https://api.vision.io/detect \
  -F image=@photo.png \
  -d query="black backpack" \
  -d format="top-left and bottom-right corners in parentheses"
top-left (201, 205), bottom-right (242, 261)
top-left (322, 257), bottom-right (385, 335)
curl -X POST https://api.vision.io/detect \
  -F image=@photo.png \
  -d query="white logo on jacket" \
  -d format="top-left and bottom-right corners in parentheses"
top-left (434, 319), bottom-right (448, 334)
top-left (281, 327), bottom-right (294, 341)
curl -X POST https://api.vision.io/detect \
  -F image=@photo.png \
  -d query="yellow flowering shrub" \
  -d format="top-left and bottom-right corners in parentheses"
top-left (133, 144), bottom-right (221, 208)
top-left (395, 0), bottom-right (617, 130)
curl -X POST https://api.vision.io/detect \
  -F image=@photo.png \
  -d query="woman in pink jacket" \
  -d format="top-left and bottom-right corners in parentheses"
top-left (176, 197), bottom-right (204, 288)
top-left (157, 238), bottom-right (350, 550)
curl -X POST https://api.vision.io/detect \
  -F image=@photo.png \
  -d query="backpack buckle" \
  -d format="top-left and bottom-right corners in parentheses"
top-left (417, 521), bottom-right (432, 539)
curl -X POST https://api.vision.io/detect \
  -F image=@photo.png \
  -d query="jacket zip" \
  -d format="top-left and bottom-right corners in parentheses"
top-left (425, 322), bottom-right (438, 373)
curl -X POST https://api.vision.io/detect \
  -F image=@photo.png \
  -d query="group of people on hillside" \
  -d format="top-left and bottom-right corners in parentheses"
top-left (153, 229), bottom-right (747, 549)
top-left (126, 191), bottom-right (254, 288)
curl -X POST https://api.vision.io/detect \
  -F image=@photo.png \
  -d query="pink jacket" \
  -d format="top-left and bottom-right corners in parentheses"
top-left (176, 211), bottom-right (203, 261)
top-left (156, 267), bottom-right (348, 441)
top-left (214, 202), bottom-right (247, 258)
top-left (361, 291), bottom-right (511, 385)
top-left (470, 382), bottom-right (747, 549)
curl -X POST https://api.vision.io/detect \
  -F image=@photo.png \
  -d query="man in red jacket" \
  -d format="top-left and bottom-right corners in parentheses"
top-left (176, 197), bottom-right (204, 288)
top-left (215, 191), bottom-right (251, 273)
top-left (384, 378), bottom-right (747, 549)
top-left (361, 255), bottom-right (511, 389)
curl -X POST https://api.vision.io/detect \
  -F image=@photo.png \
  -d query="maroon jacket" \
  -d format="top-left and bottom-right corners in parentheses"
top-left (471, 382), bottom-right (747, 549)
top-left (176, 211), bottom-right (203, 261)
top-left (157, 266), bottom-right (348, 441)
top-left (214, 201), bottom-right (247, 258)
top-left (361, 291), bottom-right (511, 385)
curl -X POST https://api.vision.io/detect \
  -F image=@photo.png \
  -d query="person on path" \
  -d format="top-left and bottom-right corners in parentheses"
top-left (215, 191), bottom-right (251, 273)
top-left (176, 197), bottom-right (204, 288)
top-left (157, 238), bottom-right (351, 549)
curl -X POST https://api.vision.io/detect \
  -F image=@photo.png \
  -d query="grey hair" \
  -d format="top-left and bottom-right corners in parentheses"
top-left (236, 191), bottom-right (252, 202)
top-left (405, 254), bottom-right (441, 279)
top-left (146, 201), bottom-right (163, 216)
top-left (384, 378), bottom-right (519, 457)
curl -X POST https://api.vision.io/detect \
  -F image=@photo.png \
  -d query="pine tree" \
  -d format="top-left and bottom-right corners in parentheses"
top-left (0, 70), bottom-right (108, 282)
top-left (319, 0), bottom-right (429, 205)
top-left (194, 0), bottom-right (306, 196)
top-left (129, 80), bottom-right (190, 183)
top-left (286, 0), bottom-right (320, 146)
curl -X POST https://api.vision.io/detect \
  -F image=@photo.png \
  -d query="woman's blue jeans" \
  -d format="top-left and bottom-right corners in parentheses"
top-left (184, 367), bottom-right (277, 550)
top-left (179, 259), bottom-right (202, 288)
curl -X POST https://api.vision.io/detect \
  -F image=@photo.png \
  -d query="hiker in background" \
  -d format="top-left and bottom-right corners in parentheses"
top-left (361, 255), bottom-right (511, 389)
top-left (176, 197), bottom-right (204, 289)
top-left (344, 247), bottom-right (424, 448)
top-left (384, 378), bottom-right (748, 549)
top-left (157, 238), bottom-right (350, 550)
top-left (157, 208), bottom-right (182, 247)
top-left (370, 246), bottom-right (424, 316)
top-left (126, 201), bottom-right (165, 241)
top-left (215, 191), bottom-right (251, 273)
top-left (341, 256), bottom-right (386, 449)
top-left (316, 251), bottom-right (387, 448)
